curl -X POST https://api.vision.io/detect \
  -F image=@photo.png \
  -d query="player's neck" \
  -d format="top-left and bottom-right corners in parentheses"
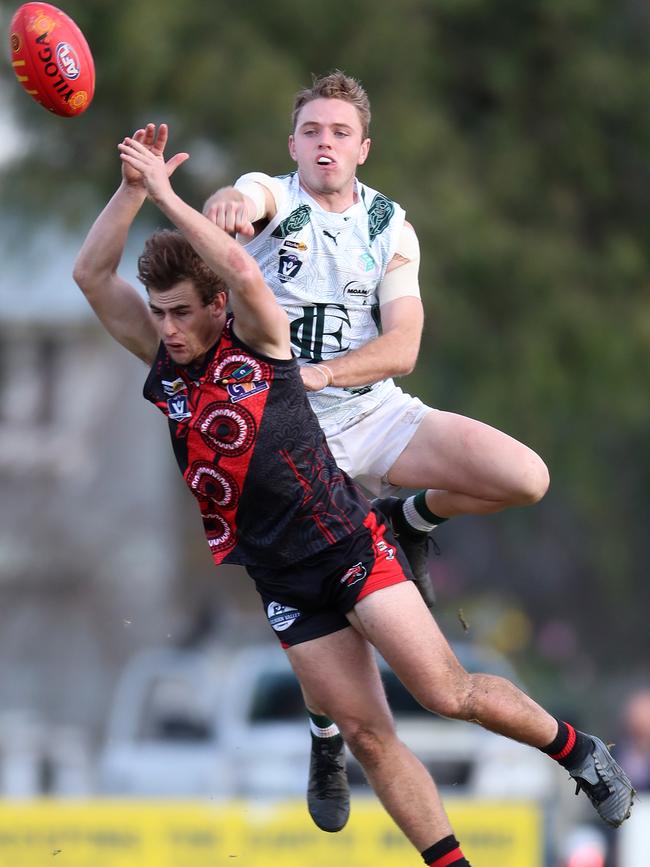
top-left (298, 176), bottom-right (358, 213)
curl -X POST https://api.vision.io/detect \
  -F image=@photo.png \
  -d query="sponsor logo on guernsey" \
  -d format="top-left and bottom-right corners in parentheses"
top-left (340, 562), bottom-right (367, 588)
top-left (281, 239), bottom-right (308, 252)
top-left (267, 602), bottom-right (301, 632)
top-left (345, 281), bottom-right (372, 298)
top-left (162, 377), bottom-right (187, 396)
top-left (227, 380), bottom-right (269, 403)
top-left (278, 253), bottom-right (303, 283)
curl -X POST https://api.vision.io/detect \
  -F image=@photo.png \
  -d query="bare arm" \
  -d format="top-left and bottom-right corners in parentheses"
top-left (73, 124), bottom-right (183, 364)
top-left (302, 294), bottom-right (423, 390)
top-left (301, 224), bottom-right (424, 390)
top-left (73, 182), bottom-right (158, 363)
top-left (119, 138), bottom-right (291, 360)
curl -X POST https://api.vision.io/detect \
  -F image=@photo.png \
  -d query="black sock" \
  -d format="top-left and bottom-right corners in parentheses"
top-left (422, 834), bottom-right (471, 866)
top-left (540, 720), bottom-right (592, 769)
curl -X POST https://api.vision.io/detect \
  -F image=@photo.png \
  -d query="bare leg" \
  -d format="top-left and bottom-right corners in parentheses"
top-left (287, 627), bottom-right (454, 851)
top-left (348, 581), bottom-right (557, 746)
top-left (387, 410), bottom-right (550, 518)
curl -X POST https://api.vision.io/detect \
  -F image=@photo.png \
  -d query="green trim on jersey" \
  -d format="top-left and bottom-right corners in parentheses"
top-left (367, 193), bottom-right (395, 242)
top-left (271, 204), bottom-right (312, 239)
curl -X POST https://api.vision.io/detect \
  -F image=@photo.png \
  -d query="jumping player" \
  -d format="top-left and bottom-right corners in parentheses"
top-left (203, 70), bottom-right (551, 828)
top-left (73, 124), bottom-right (634, 864)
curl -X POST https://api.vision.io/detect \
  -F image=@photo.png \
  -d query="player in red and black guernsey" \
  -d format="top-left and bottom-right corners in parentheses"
top-left (73, 124), bottom-right (634, 867)
top-left (143, 314), bottom-right (369, 567)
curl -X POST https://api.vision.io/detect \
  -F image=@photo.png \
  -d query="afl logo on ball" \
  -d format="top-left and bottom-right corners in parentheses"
top-left (267, 602), bottom-right (301, 632)
top-left (56, 42), bottom-right (80, 79)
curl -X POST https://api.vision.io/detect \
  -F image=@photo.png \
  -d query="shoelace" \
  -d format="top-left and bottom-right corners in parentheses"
top-left (313, 747), bottom-right (345, 796)
top-left (573, 774), bottom-right (611, 803)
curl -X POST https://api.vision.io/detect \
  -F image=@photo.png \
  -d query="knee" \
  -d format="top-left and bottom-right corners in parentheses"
top-left (342, 721), bottom-right (397, 769)
top-left (416, 669), bottom-right (478, 721)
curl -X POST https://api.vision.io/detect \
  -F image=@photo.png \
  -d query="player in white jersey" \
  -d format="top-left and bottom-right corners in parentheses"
top-left (203, 70), bottom-right (551, 833)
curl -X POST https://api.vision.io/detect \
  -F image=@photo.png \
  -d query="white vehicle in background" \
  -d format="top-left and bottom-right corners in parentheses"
top-left (98, 640), bottom-right (560, 802)
top-left (99, 639), bottom-right (613, 862)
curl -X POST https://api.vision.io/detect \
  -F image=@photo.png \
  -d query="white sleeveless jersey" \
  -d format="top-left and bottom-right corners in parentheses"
top-left (237, 171), bottom-right (406, 435)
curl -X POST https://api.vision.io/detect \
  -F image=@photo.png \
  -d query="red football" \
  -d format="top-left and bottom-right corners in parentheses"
top-left (9, 2), bottom-right (95, 117)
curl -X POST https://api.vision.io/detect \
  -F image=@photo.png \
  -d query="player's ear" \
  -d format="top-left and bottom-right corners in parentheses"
top-left (358, 137), bottom-right (371, 166)
top-left (288, 134), bottom-right (297, 162)
top-left (210, 290), bottom-right (228, 317)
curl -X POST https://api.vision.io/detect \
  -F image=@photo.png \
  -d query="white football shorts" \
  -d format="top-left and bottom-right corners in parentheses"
top-left (322, 385), bottom-right (432, 497)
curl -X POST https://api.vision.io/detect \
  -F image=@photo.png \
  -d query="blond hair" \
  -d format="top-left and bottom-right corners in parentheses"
top-left (292, 70), bottom-right (371, 139)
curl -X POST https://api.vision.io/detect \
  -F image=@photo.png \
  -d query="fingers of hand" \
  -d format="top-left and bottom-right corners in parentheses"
top-left (214, 202), bottom-right (253, 235)
top-left (153, 123), bottom-right (168, 154)
top-left (166, 152), bottom-right (189, 176)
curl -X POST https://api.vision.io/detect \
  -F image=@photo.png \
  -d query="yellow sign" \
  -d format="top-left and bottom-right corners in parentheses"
top-left (0, 798), bottom-right (541, 867)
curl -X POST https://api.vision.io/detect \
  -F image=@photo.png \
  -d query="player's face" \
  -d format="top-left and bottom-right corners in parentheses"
top-left (289, 98), bottom-right (371, 204)
top-left (148, 279), bottom-right (225, 365)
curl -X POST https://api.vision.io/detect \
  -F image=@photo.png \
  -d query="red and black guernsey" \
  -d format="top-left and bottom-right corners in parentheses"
top-left (143, 316), bottom-right (369, 567)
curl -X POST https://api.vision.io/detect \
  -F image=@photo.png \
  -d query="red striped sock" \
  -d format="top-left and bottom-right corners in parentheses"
top-left (541, 720), bottom-right (592, 769)
top-left (422, 835), bottom-right (471, 866)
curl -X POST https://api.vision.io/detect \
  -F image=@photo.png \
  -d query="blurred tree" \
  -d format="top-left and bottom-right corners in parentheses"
top-left (2, 0), bottom-right (649, 698)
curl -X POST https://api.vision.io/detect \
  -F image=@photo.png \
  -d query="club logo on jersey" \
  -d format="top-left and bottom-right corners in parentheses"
top-left (267, 602), bottom-right (301, 632)
top-left (215, 353), bottom-right (270, 386)
top-left (219, 362), bottom-right (255, 385)
top-left (271, 204), bottom-right (312, 239)
top-left (368, 193), bottom-right (395, 242)
top-left (358, 252), bottom-right (376, 272)
top-left (278, 253), bottom-right (303, 283)
top-left (340, 562), bottom-right (367, 588)
top-left (227, 380), bottom-right (269, 403)
top-left (290, 303), bottom-right (351, 361)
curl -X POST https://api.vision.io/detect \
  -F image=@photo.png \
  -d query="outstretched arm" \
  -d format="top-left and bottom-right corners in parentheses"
top-left (73, 124), bottom-right (185, 364)
top-left (119, 137), bottom-right (291, 360)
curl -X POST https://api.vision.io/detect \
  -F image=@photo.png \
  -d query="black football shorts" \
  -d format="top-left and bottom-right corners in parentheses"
top-left (247, 506), bottom-right (413, 647)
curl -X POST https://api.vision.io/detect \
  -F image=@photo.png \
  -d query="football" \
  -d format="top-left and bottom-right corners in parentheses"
top-left (9, 2), bottom-right (95, 117)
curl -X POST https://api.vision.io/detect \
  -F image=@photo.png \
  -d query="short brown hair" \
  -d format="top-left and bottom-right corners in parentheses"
top-left (137, 229), bottom-right (227, 305)
top-left (292, 70), bottom-right (371, 139)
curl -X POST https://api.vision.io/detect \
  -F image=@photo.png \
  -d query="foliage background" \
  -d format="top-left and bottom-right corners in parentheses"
top-left (2, 0), bottom-right (649, 727)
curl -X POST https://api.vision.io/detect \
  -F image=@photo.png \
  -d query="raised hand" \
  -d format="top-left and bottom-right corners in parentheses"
top-left (120, 124), bottom-right (159, 187)
top-left (118, 126), bottom-right (188, 203)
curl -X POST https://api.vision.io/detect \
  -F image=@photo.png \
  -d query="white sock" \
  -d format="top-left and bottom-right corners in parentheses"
top-left (403, 495), bottom-right (437, 533)
top-left (309, 719), bottom-right (340, 739)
